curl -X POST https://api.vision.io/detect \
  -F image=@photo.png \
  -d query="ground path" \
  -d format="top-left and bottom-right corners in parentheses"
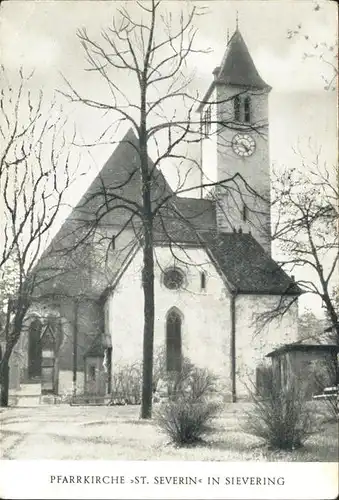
top-left (0, 403), bottom-right (337, 461)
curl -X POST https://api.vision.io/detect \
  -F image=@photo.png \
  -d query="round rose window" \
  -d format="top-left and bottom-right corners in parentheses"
top-left (163, 268), bottom-right (184, 290)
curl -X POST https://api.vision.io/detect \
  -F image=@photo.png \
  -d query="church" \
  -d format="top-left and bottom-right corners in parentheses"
top-left (11, 28), bottom-right (301, 402)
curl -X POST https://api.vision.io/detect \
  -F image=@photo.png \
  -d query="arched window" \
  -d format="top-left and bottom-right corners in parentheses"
top-left (200, 271), bottom-right (206, 291)
top-left (234, 95), bottom-right (241, 121)
top-left (166, 309), bottom-right (182, 372)
top-left (28, 318), bottom-right (42, 378)
top-left (244, 96), bottom-right (251, 123)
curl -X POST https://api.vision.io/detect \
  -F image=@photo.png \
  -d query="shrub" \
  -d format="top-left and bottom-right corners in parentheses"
top-left (310, 359), bottom-right (338, 423)
top-left (153, 347), bottom-right (167, 391)
top-left (60, 385), bottom-right (84, 404)
top-left (109, 349), bottom-right (168, 405)
top-left (244, 378), bottom-right (317, 450)
top-left (110, 362), bottom-right (142, 405)
top-left (320, 389), bottom-right (339, 423)
top-left (166, 358), bottom-right (218, 402)
top-left (155, 359), bottom-right (220, 445)
top-left (156, 398), bottom-right (219, 445)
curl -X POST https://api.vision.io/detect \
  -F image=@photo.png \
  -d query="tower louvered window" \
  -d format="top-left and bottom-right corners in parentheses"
top-left (234, 95), bottom-right (241, 121)
top-left (244, 96), bottom-right (251, 123)
top-left (203, 105), bottom-right (212, 137)
top-left (234, 95), bottom-right (252, 123)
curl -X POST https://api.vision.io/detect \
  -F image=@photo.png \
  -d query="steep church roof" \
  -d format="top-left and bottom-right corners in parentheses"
top-left (216, 30), bottom-right (270, 89)
top-left (40, 128), bottom-right (299, 300)
top-left (202, 231), bottom-right (301, 295)
top-left (39, 129), bottom-right (216, 299)
top-left (73, 128), bottom-right (173, 224)
top-left (198, 29), bottom-right (271, 111)
top-left (153, 219), bottom-right (300, 295)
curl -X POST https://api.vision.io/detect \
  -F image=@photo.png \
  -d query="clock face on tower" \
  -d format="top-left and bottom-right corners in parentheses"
top-left (232, 133), bottom-right (256, 157)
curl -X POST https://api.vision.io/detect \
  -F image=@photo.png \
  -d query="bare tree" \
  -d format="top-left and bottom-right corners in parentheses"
top-left (287, 3), bottom-right (338, 92)
top-left (0, 66), bottom-right (78, 406)
top-left (257, 6), bottom-right (338, 341)
top-left (297, 309), bottom-right (327, 342)
top-left (260, 152), bottom-right (338, 341)
top-left (59, 0), bottom-right (270, 418)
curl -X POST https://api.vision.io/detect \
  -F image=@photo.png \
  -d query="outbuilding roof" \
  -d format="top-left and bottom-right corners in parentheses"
top-left (266, 343), bottom-right (339, 358)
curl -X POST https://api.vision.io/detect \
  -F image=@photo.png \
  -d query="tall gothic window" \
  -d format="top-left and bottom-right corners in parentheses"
top-left (244, 96), bottom-right (251, 123)
top-left (28, 318), bottom-right (42, 378)
top-left (234, 95), bottom-right (241, 121)
top-left (166, 309), bottom-right (182, 372)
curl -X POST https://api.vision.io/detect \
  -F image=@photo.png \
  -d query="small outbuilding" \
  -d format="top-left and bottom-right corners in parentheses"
top-left (266, 343), bottom-right (339, 398)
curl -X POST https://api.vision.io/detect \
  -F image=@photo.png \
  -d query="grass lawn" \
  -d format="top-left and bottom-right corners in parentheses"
top-left (0, 402), bottom-right (338, 461)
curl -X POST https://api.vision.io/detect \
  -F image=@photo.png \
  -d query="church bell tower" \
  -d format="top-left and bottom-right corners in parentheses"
top-left (199, 29), bottom-right (272, 254)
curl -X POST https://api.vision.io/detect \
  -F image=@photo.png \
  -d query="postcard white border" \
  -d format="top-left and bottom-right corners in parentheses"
top-left (0, 460), bottom-right (338, 499)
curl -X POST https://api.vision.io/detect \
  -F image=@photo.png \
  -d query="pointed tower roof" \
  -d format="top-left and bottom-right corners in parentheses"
top-left (198, 29), bottom-right (271, 111)
top-left (216, 29), bottom-right (270, 89)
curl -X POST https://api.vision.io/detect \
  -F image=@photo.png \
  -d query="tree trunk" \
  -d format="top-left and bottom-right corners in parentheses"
top-left (0, 299), bottom-right (13, 407)
top-left (0, 360), bottom-right (9, 407)
top-left (139, 93), bottom-right (155, 418)
top-left (72, 300), bottom-right (78, 397)
top-left (140, 213), bottom-right (155, 419)
top-left (322, 293), bottom-right (339, 344)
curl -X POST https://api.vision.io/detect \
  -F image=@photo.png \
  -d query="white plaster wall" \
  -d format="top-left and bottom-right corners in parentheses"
top-left (106, 245), bottom-right (233, 394)
top-left (106, 245), bottom-right (299, 400)
top-left (234, 294), bottom-right (299, 398)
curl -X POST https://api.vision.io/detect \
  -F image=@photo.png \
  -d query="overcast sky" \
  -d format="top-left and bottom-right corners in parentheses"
top-left (1, 0), bottom-right (336, 174)
top-left (0, 0), bottom-right (337, 314)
